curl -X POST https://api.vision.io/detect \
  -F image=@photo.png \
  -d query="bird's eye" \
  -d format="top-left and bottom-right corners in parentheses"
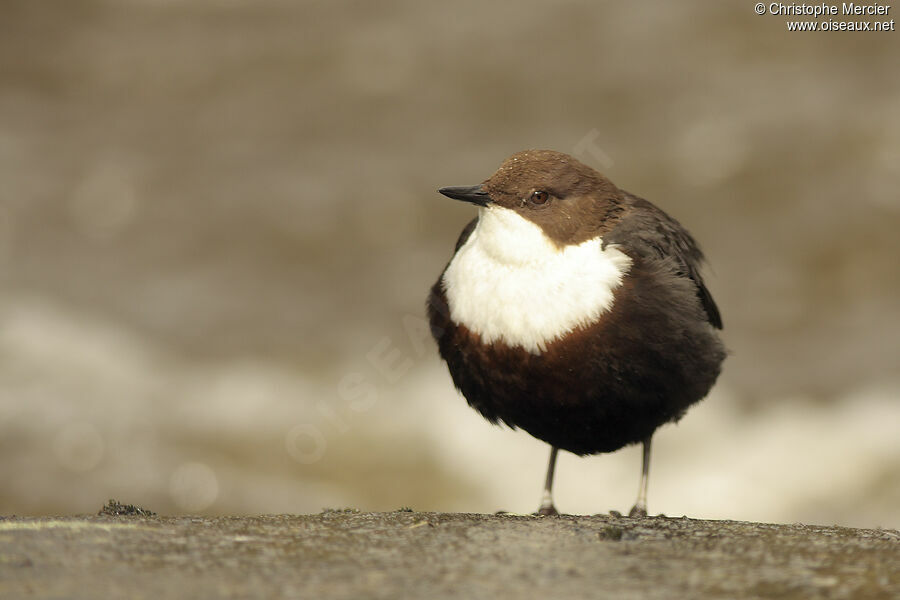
top-left (530, 191), bottom-right (549, 205)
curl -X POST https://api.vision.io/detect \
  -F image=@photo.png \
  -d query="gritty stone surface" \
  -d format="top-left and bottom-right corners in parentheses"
top-left (0, 510), bottom-right (897, 599)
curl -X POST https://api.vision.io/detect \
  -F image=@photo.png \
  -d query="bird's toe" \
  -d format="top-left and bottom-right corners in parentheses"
top-left (628, 504), bottom-right (648, 518)
top-left (535, 505), bottom-right (560, 517)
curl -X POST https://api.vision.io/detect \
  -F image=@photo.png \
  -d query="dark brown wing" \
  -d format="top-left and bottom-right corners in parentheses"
top-left (604, 192), bottom-right (723, 329)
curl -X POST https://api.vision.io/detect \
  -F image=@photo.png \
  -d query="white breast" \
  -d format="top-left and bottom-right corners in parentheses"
top-left (442, 206), bottom-right (632, 354)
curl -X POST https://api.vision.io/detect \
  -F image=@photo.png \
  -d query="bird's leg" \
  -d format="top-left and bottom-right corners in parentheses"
top-left (536, 446), bottom-right (559, 516)
top-left (628, 436), bottom-right (652, 518)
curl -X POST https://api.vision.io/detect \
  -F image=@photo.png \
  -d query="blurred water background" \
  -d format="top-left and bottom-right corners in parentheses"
top-left (1, 0), bottom-right (898, 528)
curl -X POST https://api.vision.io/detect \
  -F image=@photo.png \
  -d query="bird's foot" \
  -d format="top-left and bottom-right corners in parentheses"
top-left (535, 504), bottom-right (559, 516)
top-left (628, 503), bottom-right (647, 518)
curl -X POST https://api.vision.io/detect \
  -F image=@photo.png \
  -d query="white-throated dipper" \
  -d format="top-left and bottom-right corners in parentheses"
top-left (427, 149), bottom-right (725, 516)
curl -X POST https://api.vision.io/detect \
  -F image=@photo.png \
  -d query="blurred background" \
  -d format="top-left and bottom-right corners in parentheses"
top-left (1, 0), bottom-right (898, 529)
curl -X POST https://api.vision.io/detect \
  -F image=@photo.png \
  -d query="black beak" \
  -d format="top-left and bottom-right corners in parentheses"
top-left (438, 185), bottom-right (491, 207)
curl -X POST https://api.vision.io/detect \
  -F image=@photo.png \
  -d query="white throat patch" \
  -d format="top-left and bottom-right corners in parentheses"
top-left (442, 206), bottom-right (632, 354)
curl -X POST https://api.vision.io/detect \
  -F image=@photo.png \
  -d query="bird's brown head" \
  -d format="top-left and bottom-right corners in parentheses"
top-left (439, 150), bottom-right (625, 247)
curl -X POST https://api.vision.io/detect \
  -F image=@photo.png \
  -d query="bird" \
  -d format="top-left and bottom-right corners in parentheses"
top-left (427, 149), bottom-right (725, 517)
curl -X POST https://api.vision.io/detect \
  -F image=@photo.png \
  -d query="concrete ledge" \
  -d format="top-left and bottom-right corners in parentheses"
top-left (1, 509), bottom-right (897, 599)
